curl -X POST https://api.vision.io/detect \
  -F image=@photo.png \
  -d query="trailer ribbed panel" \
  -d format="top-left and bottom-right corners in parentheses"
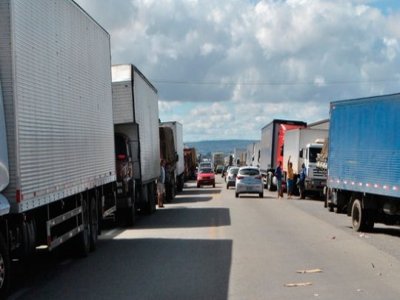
top-left (133, 71), bottom-right (160, 182)
top-left (328, 95), bottom-right (400, 198)
top-left (0, 0), bottom-right (16, 198)
top-left (1, 0), bottom-right (115, 211)
top-left (111, 66), bottom-right (134, 124)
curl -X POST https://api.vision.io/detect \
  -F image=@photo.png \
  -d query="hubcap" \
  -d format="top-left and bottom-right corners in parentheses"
top-left (0, 254), bottom-right (5, 288)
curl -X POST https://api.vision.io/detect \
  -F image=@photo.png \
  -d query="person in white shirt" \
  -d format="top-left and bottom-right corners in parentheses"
top-left (157, 159), bottom-right (166, 208)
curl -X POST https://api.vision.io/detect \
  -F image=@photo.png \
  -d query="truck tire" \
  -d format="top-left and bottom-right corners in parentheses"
top-left (145, 183), bottom-right (156, 214)
top-left (125, 182), bottom-right (136, 227)
top-left (351, 199), bottom-right (374, 232)
top-left (267, 176), bottom-right (273, 191)
top-left (177, 175), bottom-right (184, 192)
top-left (89, 196), bottom-right (98, 251)
top-left (0, 233), bottom-right (10, 298)
top-left (77, 197), bottom-right (90, 257)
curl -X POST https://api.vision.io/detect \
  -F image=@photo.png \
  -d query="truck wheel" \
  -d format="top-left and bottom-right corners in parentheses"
top-left (351, 199), bottom-right (374, 232)
top-left (267, 178), bottom-right (272, 191)
top-left (77, 197), bottom-right (90, 257)
top-left (146, 183), bottom-right (156, 214)
top-left (235, 193), bottom-right (239, 198)
top-left (259, 192), bottom-right (263, 198)
top-left (89, 196), bottom-right (98, 251)
top-left (125, 198), bottom-right (136, 227)
top-left (0, 233), bottom-right (10, 298)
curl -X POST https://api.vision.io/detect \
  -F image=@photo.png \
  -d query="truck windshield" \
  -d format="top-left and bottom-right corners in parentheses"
top-left (309, 147), bottom-right (321, 163)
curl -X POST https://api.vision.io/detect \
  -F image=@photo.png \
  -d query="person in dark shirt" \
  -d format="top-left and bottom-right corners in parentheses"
top-left (275, 161), bottom-right (283, 198)
top-left (298, 163), bottom-right (307, 199)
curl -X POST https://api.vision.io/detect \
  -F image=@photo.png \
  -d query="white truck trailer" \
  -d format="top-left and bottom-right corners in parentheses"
top-left (160, 121), bottom-right (185, 192)
top-left (112, 64), bottom-right (159, 214)
top-left (283, 128), bottom-right (328, 197)
top-left (253, 141), bottom-right (261, 167)
top-left (0, 0), bottom-right (116, 295)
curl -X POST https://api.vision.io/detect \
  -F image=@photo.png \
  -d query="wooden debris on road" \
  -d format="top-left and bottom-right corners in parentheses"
top-left (284, 282), bottom-right (313, 287)
top-left (296, 268), bottom-right (323, 274)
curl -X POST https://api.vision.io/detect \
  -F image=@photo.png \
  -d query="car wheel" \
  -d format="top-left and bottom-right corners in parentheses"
top-left (197, 183), bottom-right (200, 188)
top-left (226, 184), bottom-right (229, 189)
top-left (235, 192), bottom-right (239, 198)
top-left (213, 183), bottom-right (215, 188)
top-left (259, 192), bottom-right (263, 198)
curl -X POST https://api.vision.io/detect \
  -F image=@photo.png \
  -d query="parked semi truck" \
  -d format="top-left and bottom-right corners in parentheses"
top-left (0, 0), bottom-right (118, 295)
top-left (253, 141), bottom-right (261, 167)
top-left (233, 148), bottom-right (246, 167)
top-left (260, 119), bottom-right (307, 191)
top-left (160, 121), bottom-right (184, 193)
top-left (325, 94), bottom-right (400, 231)
top-left (212, 152), bottom-right (225, 170)
top-left (112, 64), bottom-right (159, 215)
top-left (184, 147), bottom-right (197, 180)
top-left (283, 128), bottom-right (328, 196)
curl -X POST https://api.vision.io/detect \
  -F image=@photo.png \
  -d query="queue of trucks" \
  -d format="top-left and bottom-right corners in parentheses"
top-left (244, 98), bottom-right (399, 233)
top-left (0, 0), bottom-right (187, 296)
top-left (324, 94), bottom-right (400, 232)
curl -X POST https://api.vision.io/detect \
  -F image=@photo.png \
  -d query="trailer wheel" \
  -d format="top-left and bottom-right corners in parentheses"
top-left (0, 233), bottom-right (10, 298)
top-left (77, 197), bottom-right (90, 257)
top-left (267, 177), bottom-right (273, 191)
top-left (89, 196), bottom-right (98, 251)
top-left (125, 198), bottom-right (136, 227)
top-left (351, 199), bottom-right (374, 232)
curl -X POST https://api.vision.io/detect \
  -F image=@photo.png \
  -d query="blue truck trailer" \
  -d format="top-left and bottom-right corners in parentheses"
top-left (326, 93), bottom-right (400, 231)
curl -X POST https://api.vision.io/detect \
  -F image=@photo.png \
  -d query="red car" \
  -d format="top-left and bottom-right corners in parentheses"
top-left (197, 168), bottom-right (215, 188)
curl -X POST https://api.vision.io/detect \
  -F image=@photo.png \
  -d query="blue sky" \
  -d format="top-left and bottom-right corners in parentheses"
top-left (76, 0), bottom-right (400, 142)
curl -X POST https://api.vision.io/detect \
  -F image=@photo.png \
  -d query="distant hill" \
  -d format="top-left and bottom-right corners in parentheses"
top-left (184, 139), bottom-right (258, 156)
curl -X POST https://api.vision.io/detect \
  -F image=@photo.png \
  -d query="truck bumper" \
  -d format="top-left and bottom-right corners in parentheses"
top-left (305, 179), bottom-right (326, 192)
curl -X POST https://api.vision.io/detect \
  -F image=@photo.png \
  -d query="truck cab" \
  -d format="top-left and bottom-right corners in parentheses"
top-left (114, 133), bottom-right (136, 225)
top-left (299, 142), bottom-right (327, 195)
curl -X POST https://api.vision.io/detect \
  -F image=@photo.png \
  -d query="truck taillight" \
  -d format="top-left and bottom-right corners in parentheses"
top-left (117, 154), bottom-right (126, 161)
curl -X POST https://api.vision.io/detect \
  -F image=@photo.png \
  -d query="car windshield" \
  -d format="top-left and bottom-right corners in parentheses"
top-left (239, 168), bottom-right (259, 176)
top-left (200, 168), bottom-right (213, 174)
top-left (229, 168), bottom-right (239, 174)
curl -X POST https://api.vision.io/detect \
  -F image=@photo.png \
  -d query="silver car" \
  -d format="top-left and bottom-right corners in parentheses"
top-left (226, 167), bottom-right (239, 189)
top-left (235, 167), bottom-right (264, 198)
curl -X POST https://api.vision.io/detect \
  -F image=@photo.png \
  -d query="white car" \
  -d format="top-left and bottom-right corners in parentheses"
top-left (235, 166), bottom-right (264, 198)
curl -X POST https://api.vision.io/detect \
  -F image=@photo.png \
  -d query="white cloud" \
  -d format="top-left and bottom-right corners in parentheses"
top-left (76, 0), bottom-right (400, 141)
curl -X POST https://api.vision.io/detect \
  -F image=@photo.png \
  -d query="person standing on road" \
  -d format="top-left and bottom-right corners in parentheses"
top-left (298, 163), bottom-right (307, 199)
top-left (287, 156), bottom-right (294, 199)
top-left (157, 159), bottom-right (166, 208)
top-left (275, 161), bottom-right (283, 198)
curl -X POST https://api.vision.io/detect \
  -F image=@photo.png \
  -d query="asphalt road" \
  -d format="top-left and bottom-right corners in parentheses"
top-left (8, 176), bottom-right (400, 300)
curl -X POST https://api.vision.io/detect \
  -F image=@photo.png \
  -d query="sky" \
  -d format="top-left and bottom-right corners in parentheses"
top-left (75, 0), bottom-right (400, 142)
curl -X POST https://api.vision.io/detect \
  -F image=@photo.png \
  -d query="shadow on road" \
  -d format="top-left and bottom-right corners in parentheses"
top-left (346, 225), bottom-right (400, 238)
top-left (172, 195), bottom-right (213, 204)
top-left (135, 207), bottom-right (231, 229)
top-left (180, 189), bottom-right (221, 195)
top-left (12, 239), bottom-right (233, 300)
